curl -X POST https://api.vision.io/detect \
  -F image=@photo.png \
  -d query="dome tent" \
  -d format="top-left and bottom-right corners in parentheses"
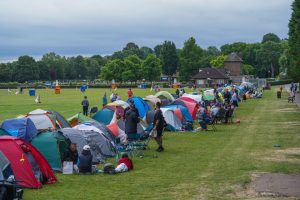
top-left (1, 118), bottom-right (38, 141)
top-left (31, 131), bottom-right (70, 172)
top-left (127, 97), bottom-right (151, 118)
top-left (60, 128), bottom-right (117, 163)
top-left (0, 136), bottom-right (57, 188)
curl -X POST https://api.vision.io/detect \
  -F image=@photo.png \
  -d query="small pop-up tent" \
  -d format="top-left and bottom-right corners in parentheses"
top-left (31, 131), bottom-right (70, 172)
top-left (1, 118), bottom-right (38, 141)
top-left (68, 113), bottom-right (94, 127)
top-left (143, 96), bottom-right (161, 110)
top-left (26, 109), bottom-right (58, 131)
top-left (160, 108), bottom-right (182, 131)
top-left (127, 97), bottom-right (151, 118)
top-left (93, 108), bottom-right (115, 125)
top-left (0, 136), bottom-right (57, 188)
top-left (60, 128), bottom-right (117, 163)
top-left (154, 91), bottom-right (175, 102)
top-left (47, 110), bottom-right (71, 128)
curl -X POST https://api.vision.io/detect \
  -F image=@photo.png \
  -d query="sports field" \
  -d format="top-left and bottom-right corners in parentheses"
top-left (1, 88), bottom-right (300, 199)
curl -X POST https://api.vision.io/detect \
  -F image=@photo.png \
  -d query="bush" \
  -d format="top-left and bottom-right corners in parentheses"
top-left (267, 79), bottom-right (293, 86)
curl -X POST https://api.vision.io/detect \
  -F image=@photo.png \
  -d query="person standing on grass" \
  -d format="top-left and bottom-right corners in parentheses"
top-left (102, 92), bottom-right (107, 107)
top-left (153, 102), bottom-right (165, 152)
top-left (81, 96), bottom-right (89, 116)
top-left (125, 101), bottom-right (140, 135)
top-left (127, 88), bottom-right (133, 98)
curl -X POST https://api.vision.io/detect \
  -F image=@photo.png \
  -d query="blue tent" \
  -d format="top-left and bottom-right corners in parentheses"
top-left (127, 97), bottom-right (151, 118)
top-left (92, 108), bottom-right (115, 125)
top-left (0, 118), bottom-right (38, 141)
top-left (163, 105), bottom-right (193, 122)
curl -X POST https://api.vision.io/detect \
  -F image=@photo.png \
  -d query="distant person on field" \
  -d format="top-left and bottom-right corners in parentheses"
top-left (81, 96), bottom-right (89, 116)
top-left (77, 145), bottom-right (93, 173)
top-left (127, 88), bottom-right (133, 98)
top-left (153, 102), bottom-right (165, 152)
top-left (115, 154), bottom-right (133, 173)
top-left (102, 93), bottom-right (107, 107)
top-left (280, 86), bottom-right (283, 93)
top-left (63, 143), bottom-right (78, 165)
top-left (175, 88), bottom-right (179, 97)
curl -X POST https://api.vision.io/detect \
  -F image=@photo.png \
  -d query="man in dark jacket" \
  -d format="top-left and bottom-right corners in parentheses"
top-left (77, 145), bottom-right (93, 173)
top-left (153, 102), bottom-right (165, 152)
top-left (125, 102), bottom-right (140, 135)
top-left (63, 143), bottom-right (78, 164)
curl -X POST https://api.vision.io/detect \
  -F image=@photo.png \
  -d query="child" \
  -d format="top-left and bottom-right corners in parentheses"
top-left (115, 154), bottom-right (133, 173)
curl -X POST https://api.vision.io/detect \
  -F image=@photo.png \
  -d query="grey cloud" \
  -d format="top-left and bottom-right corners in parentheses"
top-left (0, 0), bottom-right (293, 58)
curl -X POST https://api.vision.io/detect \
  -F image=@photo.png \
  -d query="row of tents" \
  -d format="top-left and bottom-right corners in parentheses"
top-left (0, 82), bottom-right (257, 189)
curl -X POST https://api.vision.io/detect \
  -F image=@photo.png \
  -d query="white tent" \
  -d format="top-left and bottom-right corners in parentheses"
top-left (161, 108), bottom-right (182, 131)
top-left (182, 93), bottom-right (202, 103)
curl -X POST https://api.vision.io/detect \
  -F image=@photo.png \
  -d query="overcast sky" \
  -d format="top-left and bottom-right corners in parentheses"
top-left (0, 0), bottom-right (293, 61)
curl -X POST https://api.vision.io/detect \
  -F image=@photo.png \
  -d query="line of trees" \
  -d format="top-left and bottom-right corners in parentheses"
top-left (0, 32), bottom-right (297, 83)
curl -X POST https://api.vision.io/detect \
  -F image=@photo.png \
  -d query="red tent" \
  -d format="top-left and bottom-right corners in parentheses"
top-left (175, 97), bottom-right (198, 119)
top-left (0, 136), bottom-right (57, 188)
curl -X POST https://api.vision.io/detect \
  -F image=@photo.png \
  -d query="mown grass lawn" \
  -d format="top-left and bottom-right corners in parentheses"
top-left (0, 87), bottom-right (299, 200)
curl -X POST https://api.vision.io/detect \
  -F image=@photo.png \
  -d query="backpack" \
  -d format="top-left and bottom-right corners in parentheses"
top-left (103, 163), bottom-right (116, 175)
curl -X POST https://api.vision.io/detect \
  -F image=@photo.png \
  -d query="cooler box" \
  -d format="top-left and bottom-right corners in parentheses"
top-left (29, 89), bottom-right (35, 96)
top-left (55, 86), bottom-right (61, 94)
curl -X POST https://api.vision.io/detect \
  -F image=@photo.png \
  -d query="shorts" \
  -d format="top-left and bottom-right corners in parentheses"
top-left (156, 129), bottom-right (163, 137)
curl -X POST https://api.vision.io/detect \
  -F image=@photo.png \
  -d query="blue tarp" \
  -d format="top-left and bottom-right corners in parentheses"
top-left (0, 118), bottom-right (38, 141)
top-left (127, 97), bottom-right (150, 118)
top-left (163, 105), bottom-right (193, 122)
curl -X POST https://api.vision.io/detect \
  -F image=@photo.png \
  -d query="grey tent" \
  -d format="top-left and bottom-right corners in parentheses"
top-left (78, 121), bottom-right (115, 143)
top-left (60, 128), bottom-right (117, 163)
top-left (117, 120), bottom-right (145, 135)
top-left (146, 110), bottom-right (155, 125)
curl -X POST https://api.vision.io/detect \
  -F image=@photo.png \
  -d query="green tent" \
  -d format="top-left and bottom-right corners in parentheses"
top-left (31, 131), bottom-right (70, 172)
top-left (68, 113), bottom-right (95, 127)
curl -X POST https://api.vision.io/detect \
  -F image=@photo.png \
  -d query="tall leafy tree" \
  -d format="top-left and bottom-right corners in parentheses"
top-left (15, 56), bottom-right (39, 82)
top-left (220, 42), bottom-right (247, 55)
top-left (262, 33), bottom-right (281, 43)
top-left (210, 55), bottom-right (227, 68)
top-left (40, 52), bottom-right (66, 80)
top-left (256, 41), bottom-right (283, 78)
top-left (141, 54), bottom-right (162, 82)
top-left (154, 44), bottom-right (162, 57)
top-left (0, 63), bottom-right (10, 82)
top-left (288, 0), bottom-right (300, 81)
top-left (179, 37), bottom-right (203, 81)
top-left (122, 55), bottom-right (142, 82)
top-left (101, 59), bottom-right (125, 82)
top-left (160, 41), bottom-right (179, 81)
top-left (86, 58), bottom-right (101, 80)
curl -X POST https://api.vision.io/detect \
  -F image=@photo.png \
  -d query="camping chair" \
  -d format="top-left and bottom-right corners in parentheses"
top-left (126, 133), bottom-right (150, 157)
top-left (215, 108), bottom-right (226, 124)
top-left (89, 107), bottom-right (98, 117)
top-left (227, 108), bottom-right (235, 123)
top-left (207, 117), bottom-right (217, 132)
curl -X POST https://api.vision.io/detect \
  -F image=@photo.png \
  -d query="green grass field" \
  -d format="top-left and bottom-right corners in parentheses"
top-left (1, 87), bottom-right (300, 200)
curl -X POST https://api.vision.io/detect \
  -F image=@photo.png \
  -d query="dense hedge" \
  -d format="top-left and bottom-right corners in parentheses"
top-left (267, 79), bottom-right (294, 86)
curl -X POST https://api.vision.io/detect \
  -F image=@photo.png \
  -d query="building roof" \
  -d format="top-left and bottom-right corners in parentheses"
top-left (225, 52), bottom-right (243, 62)
top-left (191, 68), bottom-right (229, 80)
